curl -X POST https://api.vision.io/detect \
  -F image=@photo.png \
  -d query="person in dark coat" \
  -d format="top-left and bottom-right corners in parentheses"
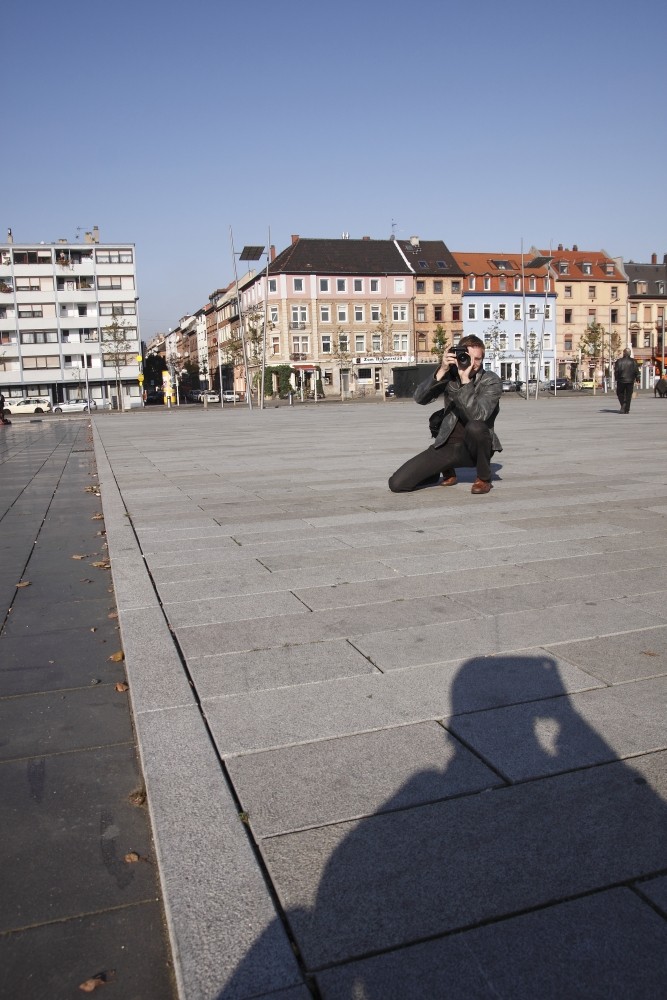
top-left (654, 377), bottom-right (667, 398)
top-left (613, 349), bottom-right (640, 413)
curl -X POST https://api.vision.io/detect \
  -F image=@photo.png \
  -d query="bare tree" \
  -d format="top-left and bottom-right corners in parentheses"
top-left (372, 310), bottom-right (393, 401)
top-left (331, 328), bottom-right (352, 401)
top-left (102, 317), bottom-right (132, 411)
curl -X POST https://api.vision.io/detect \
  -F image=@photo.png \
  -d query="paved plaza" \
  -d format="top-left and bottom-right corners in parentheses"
top-left (2, 391), bottom-right (667, 998)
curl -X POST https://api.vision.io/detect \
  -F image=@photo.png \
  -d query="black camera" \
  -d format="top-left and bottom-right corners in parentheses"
top-left (449, 347), bottom-right (471, 370)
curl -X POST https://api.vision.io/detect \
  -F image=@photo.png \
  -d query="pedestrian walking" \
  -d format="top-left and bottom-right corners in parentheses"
top-left (613, 349), bottom-right (640, 413)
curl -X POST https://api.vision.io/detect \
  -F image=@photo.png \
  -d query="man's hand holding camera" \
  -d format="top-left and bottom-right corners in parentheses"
top-left (436, 346), bottom-right (477, 384)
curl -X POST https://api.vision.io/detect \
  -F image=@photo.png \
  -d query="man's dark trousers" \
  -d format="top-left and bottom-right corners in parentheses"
top-left (617, 382), bottom-right (635, 413)
top-left (389, 420), bottom-right (493, 492)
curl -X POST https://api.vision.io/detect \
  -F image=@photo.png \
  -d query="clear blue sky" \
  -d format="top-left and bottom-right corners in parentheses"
top-left (6, 0), bottom-right (667, 340)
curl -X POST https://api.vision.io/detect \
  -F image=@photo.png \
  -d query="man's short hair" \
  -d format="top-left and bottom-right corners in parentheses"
top-left (623, 348), bottom-right (631, 356)
top-left (458, 334), bottom-right (485, 353)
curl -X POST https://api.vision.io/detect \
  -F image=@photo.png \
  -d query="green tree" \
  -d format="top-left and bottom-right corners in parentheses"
top-left (430, 325), bottom-right (449, 363)
top-left (331, 329), bottom-right (352, 401)
top-left (579, 321), bottom-right (606, 382)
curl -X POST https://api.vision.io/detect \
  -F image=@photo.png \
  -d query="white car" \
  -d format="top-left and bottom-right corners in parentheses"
top-left (222, 390), bottom-right (242, 403)
top-left (53, 399), bottom-right (96, 414)
top-left (201, 391), bottom-right (220, 403)
top-left (2, 397), bottom-right (52, 416)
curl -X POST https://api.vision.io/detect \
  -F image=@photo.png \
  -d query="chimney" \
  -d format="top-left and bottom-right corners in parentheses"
top-left (6, 228), bottom-right (13, 244)
top-left (92, 225), bottom-right (100, 243)
top-left (84, 231), bottom-right (94, 244)
top-left (652, 253), bottom-right (657, 265)
top-left (270, 244), bottom-right (276, 261)
top-left (291, 234), bottom-right (299, 245)
top-left (362, 235), bottom-right (370, 241)
top-left (557, 244), bottom-right (563, 251)
top-left (572, 244), bottom-right (578, 251)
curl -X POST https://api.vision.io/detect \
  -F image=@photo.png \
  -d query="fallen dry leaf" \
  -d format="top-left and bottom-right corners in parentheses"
top-left (90, 627), bottom-right (97, 633)
top-left (115, 681), bottom-right (129, 692)
top-left (91, 513), bottom-right (104, 521)
top-left (108, 611), bottom-right (118, 620)
top-left (15, 581), bottom-right (31, 589)
top-left (92, 561), bottom-right (110, 569)
top-left (108, 650), bottom-right (124, 662)
top-left (124, 851), bottom-right (141, 863)
top-left (129, 787), bottom-right (147, 806)
top-left (641, 650), bottom-right (659, 657)
top-left (71, 554), bottom-right (87, 560)
top-left (79, 973), bottom-right (109, 992)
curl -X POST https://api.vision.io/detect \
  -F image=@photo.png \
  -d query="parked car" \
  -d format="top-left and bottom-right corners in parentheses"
top-left (2, 397), bottom-right (52, 416)
top-left (202, 391), bottom-right (220, 403)
top-left (53, 399), bottom-right (95, 414)
top-left (222, 390), bottom-right (241, 403)
top-left (187, 389), bottom-right (204, 402)
top-left (578, 379), bottom-right (602, 390)
top-left (145, 390), bottom-right (165, 405)
top-left (385, 384), bottom-right (395, 397)
top-left (548, 378), bottom-right (573, 391)
top-left (501, 379), bottom-right (522, 392)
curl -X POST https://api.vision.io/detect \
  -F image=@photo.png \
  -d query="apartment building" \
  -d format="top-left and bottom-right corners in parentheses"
top-left (619, 253), bottom-right (667, 379)
top-left (453, 251), bottom-right (557, 383)
top-left (0, 228), bottom-right (141, 408)
top-left (242, 235), bottom-right (422, 396)
top-left (533, 245), bottom-right (628, 383)
top-left (395, 238), bottom-right (464, 362)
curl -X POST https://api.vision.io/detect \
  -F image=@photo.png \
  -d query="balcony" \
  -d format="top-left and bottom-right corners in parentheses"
top-left (289, 322), bottom-right (307, 331)
top-left (290, 353), bottom-right (311, 362)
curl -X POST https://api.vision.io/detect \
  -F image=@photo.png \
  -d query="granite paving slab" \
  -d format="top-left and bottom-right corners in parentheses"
top-left (260, 752), bottom-right (667, 969)
top-left (227, 722), bottom-right (502, 837)
top-left (164, 590), bottom-right (310, 628)
top-left (0, 626), bottom-right (123, 696)
top-left (315, 889), bottom-right (667, 1000)
top-left (187, 639), bottom-right (377, 698)
top-left (447, 674), bottom-right (667, 780)
top-left (2, 596), bottom-right (116, 635)
top-left (203, 653), bottom-right (602, 754)
top-left (544, 625), bottom-right (667, 683)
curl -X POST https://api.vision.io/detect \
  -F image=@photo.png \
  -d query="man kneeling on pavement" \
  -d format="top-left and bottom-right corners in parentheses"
top-left (389, 334), bottom-right (502, 496)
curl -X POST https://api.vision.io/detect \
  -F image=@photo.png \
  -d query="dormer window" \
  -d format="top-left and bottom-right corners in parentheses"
top-left (605, 263), bottom-right (615, 275)
top-left (558, 261), bottom-right (569, 274)
top-left (582, 262), bottom-right (592, 275)
top-left (468, 275), bottom-right (475, 290)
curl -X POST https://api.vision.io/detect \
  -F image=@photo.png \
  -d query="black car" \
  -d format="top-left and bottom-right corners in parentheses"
top-left (145, 390), bottom-right (165, 405)
top-left (385, 384), bottom-right (395, 397)
top-left (548, 378), bottom-right (573, 391)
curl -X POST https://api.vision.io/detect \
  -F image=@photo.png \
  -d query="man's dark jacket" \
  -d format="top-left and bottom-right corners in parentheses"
top-left (414, 368), bottom-right (502, 452)
top-left (614, 355), bottom-right (640, 383)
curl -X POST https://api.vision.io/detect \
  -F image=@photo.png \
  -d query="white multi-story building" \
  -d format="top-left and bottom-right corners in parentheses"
top-left (0, 227), bottom-right (141, 408)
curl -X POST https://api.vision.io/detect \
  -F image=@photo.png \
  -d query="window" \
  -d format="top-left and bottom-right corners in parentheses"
top-left (392, 304), bottom-right (407, 322)
top-left (564, 285), bottom-right (572, 298)
top-left (371, 304), bottom-right (381, 322)
top-left (434, 306), bottom-right (443, 322)
top-left (97, 276), bottom-right (124, 290)
top-left (416, 306), bottom-right (426, 322)
top-left (451, 280), bottom-right (461, 294)
top-left (582, 262), bottom-right (592, 275)
top-left (96, 250), bottom-right (133, 264)
top-left (293, 278), bottom-right (304, 292)
top-left (270, 306), bottom-right (279, 324)
top-left (433, 280), bottom-right (443, 294)
top-left (543, 333), bottom-right (551, 349)
top-left (498, 304), bottom-right (507, 320)
top-left (418, 261), bottom-right (428, 270)
top-left (291, 305), bottom-right (307, 327)
top-left (22, 355), bottom-right (60, 369)
top-left (355, 335), bottom-right (365, 352)
top-left (416, 280), bottom-right (425, 293)
top-left (354, 305), bottom-right (364, 322)
top-left (452, 304), bottom-right (461, 322)
top-left (564, 309), bottom-right (572, 323)
top-left (20, 331), bottom-right (58, 344)
top-left (268, 278), bottom-right (277, 293)
top-left (514, 333), bottom-right (522, 349)
top-left (514, 277), bottom-right (521, 291)
top-left (370, 333), bottom-right (380, 351)
top-left (338, 334), bottom-right (349, 351)
top-left (558, 262), bottom-right (569, 274)
top-left (588, 309), bottom-right (596, 325)
top-left (271, 336), bottom-right (280, 355)
top-left (588, 285), bottom-right (596, 300)
top-left (393, 333), bottom-right (408, 351)
top-left (644, 305), bottom-right (652, 322)
top-left (99, 302), bottom-right (136, 316)
top-left (611, 309), bottom-right (618, 324)
top-left (0, 331), bottom-right (17, 344)
top-left (18, 305), bottom-right (43, 318)
top-left (644, 332), bottom-right (651, 347)
top-left (636, 280), bottom-right (648, 294)
top-left (320, 305), bottom-right (330, 323)
top-left (291, 335), bottom-right (309, 354)
top-left (483, 277), bottom-right (491, 291)
top-left (336, 278), bottom-right (346, 292)
top-left (605, 263), bottom-right (615, 276)
top-left (394, 278), bottom-right (405, 293)
top-left (564, 337), bottom-right (573, 351)
top-left (337, 305), bottom-right (347, 322)
top-left (514, 304), bottom-right (521, 320)
top-left (483, 303), bottom-right (491, 320)
top-left (319, 278), bottom-right (329, 292)
top-left (321, 335), bottom-right (332, 353)
top-left (468, 303), bottom-right (477, 320)
top-left (357, 367), bottom-right (372, 381)
top-left (353, 278), bottom-right (363, 292)
top-left (468, 276), bottom-right (475, 290)
top-left (611, 286), bottom-right (618, 299)
top-left (370, 278), bottom-right (380, 292)
top-left (529, 304), bottom-right (537, 320)
top-left (544, 304), bottom-right (551, 320)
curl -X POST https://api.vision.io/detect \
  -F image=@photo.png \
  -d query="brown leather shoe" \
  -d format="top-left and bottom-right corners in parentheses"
top-left (440, 469), bottom-right (457, 487)
top-left (471, 478), bottom-right (492, 494)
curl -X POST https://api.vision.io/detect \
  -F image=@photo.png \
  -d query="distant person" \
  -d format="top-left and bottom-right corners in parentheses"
top-left (654, 376), bottom-right (667, 398)
top-left (388, 335), bottom-right (502, 495)
top-left (613, 349), bottom-right (640, 413)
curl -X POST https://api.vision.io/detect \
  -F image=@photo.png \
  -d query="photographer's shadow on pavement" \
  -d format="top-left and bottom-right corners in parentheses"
top-left (218, 654), bottom-right (667, 1000)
